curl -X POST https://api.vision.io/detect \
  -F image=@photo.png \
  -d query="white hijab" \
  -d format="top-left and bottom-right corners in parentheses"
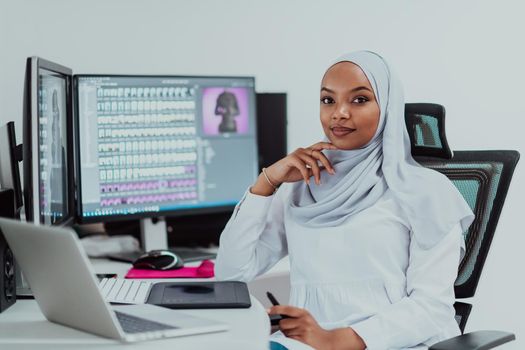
top-left (289, 51), bottom-right (474, 249)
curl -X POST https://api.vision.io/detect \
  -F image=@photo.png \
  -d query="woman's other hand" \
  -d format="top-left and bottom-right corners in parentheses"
top-left (267, 305), bottom-right (365, 350)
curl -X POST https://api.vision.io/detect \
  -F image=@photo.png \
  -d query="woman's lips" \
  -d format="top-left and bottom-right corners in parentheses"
top-left (331, 127), bottom-right (355, 137)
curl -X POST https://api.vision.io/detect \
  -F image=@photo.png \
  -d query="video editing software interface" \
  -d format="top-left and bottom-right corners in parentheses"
top-left (76, 76), bottom-right (258, 219)
top-left (39, 69), bottom-right (69, 224)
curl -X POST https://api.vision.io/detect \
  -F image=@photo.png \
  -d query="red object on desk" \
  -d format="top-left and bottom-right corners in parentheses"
top-left (125, 259), bottom-right (215, 279)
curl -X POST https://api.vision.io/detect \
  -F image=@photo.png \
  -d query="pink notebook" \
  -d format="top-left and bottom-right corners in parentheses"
top-left (125, 260), bottom-right (215, 279)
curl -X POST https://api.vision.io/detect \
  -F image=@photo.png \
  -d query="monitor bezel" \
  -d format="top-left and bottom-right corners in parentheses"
top-left (0, 122), bottom-right (23, 215)
top-left (23, 57), bottom-right (75, 226)
top-left (73, 74), bottom-right (258, 224)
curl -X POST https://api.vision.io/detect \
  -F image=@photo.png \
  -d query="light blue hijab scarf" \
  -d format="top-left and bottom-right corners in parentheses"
top-left (289, 51), bottom-right (474, 249)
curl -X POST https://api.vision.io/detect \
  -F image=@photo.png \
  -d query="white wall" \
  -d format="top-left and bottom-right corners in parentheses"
top-left (1, 0), bottom-right (524, 347)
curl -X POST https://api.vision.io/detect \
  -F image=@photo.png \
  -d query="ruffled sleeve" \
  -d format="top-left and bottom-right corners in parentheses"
top-left (215, 185), bottom-right (290, 282)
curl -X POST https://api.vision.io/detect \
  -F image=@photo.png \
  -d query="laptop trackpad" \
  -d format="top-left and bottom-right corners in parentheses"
top-left (146, 281), bottom-right (251, 309)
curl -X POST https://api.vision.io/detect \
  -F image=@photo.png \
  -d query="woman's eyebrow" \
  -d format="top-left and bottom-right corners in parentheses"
top-left (321, 86), bottom-right (372, 93)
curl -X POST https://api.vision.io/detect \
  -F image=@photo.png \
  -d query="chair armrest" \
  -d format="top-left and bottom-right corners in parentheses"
top-left (429, 330), bottom-right (515, 350)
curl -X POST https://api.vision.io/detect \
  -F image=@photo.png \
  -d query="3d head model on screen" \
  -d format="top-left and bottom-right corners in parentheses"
top-left (215, 90), bottom-right (240, 133)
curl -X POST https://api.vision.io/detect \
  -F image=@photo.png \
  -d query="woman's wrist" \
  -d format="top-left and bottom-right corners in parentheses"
top-left (250, 173), bottom-right (278, 197)
top-left (262, 167), bottom-right (280, 191)
top-left (250, 166), bottom-right (282, 197)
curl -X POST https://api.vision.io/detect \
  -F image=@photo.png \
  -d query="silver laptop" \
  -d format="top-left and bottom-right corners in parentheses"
top-left (0, 218), bottom-right (228, 342)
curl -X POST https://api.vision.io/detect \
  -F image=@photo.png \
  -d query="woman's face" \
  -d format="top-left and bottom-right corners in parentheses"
top-left (320, 62), bottom-right (380, 150)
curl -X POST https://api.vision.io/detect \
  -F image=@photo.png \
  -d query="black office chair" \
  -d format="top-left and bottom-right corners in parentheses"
top-left (405, 103), bottom-right (519, 350)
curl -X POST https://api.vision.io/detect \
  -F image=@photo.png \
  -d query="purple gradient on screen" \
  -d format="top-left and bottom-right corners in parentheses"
top-left (201, 87), bottom-right (250, 135)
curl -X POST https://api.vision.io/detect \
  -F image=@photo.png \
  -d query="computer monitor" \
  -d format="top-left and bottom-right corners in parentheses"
top-left (22, 57), bottom-right (75, 225)
top-left (74, 75), bottom-right (258, 250)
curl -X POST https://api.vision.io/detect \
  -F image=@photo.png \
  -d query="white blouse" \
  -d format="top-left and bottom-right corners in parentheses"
top-left (215, 183), bottom-right (464, 350)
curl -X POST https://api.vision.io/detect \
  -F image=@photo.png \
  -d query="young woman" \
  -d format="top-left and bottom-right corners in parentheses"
top-left (215, 51), bottom-right (474, 350)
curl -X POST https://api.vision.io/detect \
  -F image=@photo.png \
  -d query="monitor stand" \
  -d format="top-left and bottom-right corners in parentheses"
top-left (140, 217), bottom-right (168, 251)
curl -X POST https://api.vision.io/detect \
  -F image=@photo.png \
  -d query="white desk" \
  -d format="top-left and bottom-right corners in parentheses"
top-left (0, 258), bottom-right (271, 350)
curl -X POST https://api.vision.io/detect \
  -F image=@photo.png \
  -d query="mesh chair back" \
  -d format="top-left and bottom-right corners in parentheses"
top-left (414, 152), bottom-right (519, 297)
top-left (405, 103), bottom-right (520, 332)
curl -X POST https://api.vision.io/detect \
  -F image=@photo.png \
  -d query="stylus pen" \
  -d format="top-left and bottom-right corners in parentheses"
top-left (266, 291), bottom-right (290, 319)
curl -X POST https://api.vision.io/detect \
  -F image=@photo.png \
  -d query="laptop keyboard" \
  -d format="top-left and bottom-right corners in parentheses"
top-left (115, 311), bottom-right (178, 334)
top-left (99, 278), bottom-right (152, 304)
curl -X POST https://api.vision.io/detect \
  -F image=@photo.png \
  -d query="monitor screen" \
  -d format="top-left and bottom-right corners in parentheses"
top-left (23, 57), bottom-right (73, 225)
top-left (75, 75), bottom-right (258, 222)
top-left (38, 69), bottom-right (69, 222)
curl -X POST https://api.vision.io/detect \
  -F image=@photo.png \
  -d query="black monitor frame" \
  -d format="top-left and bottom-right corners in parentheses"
top-left (23, 57), bottom-right (75, 225)
top-left (73, 74), bottom-right (258, 224)
top-left (0, 122), bottom-right (23, 217)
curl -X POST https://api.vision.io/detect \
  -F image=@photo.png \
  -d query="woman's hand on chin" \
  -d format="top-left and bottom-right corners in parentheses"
top-left (266, 141), bottom-right (338, 186)
top-left (251, 141), bottom-right (338, 196)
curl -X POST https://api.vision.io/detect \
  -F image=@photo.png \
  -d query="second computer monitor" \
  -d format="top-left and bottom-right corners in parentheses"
top-left (74, 75), bottom-right (258, 222)
top-left (23, 57), bottom-right (74, 225)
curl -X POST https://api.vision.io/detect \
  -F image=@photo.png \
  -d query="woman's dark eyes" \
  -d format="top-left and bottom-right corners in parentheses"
top-left (353, 96), bottom-right (369, 104)
top-left (320, 96), bottom-right (333, 104)
top-left (320, 96), bottom-right (369, 104)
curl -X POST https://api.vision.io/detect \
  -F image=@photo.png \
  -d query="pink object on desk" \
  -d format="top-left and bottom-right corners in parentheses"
top-left (125, 260), bottom-right (215, 279)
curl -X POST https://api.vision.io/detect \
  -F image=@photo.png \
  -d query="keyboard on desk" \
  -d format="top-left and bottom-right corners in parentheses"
top-left (99, 278), bottom-right (152, 304)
